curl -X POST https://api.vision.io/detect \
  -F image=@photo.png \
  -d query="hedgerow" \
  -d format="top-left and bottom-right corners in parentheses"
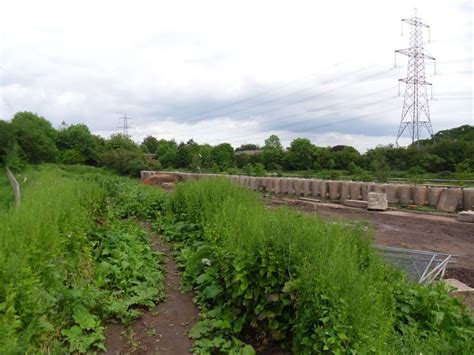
top-left (0, 166), bottom-right (167, 353)
top-left (157, 178), bottom-right (473, 354)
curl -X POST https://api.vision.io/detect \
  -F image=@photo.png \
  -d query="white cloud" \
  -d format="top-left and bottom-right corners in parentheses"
top-left (1, 0), bottom-right (472, 151)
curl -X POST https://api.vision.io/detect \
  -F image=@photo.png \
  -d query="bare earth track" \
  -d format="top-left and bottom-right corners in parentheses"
top-left (105, 229), bottom-right (199, 354)
top-left (265, 196), bottom-right (474, 287)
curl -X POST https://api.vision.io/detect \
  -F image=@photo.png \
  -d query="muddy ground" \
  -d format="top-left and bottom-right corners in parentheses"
top-left (265, 196), bottom-right (474, 287)
top-left (105, 228), bottom-right (199, 354)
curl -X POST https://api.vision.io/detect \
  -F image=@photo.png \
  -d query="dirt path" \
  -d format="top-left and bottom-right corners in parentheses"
top-left (105, 230), bottom-right (199, 354)
top-left (265, 196), bottom-right (474, 287)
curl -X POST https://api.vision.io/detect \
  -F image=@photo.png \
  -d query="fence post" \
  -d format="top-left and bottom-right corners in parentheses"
top-left (6, 167), bottom-right (21, 208)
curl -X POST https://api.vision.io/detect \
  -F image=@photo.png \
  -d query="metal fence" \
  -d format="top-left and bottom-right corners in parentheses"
top-left (374, 245), bottom-right (454, 284)
top-left (6, 167), bottom-right (21, 208)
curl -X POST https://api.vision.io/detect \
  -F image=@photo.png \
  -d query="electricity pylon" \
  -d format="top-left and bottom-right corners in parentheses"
top-left (119, 113), bottom-right (132, 137)
top-left (395, 9), bottom-right (436, 148)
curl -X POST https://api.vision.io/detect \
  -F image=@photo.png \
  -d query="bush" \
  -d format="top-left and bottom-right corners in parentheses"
top-left (157, 179), bottom-right (473, 353)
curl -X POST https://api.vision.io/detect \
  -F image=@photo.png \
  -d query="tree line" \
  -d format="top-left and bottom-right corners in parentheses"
top-left (1, 111), bottom-right (473, 180)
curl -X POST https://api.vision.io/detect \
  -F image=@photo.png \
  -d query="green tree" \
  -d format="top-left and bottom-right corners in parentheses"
top-left (154, 140), bottom-right (176, 168)
top-left (331, 145), bottom-right (361, 170)
top-left (106, 134), bottom-right (139, 151)
top-left (0, 120), bottom-right (15, 164)
top-left (57, 123), bottom-right (100, 164)
top-left (175, 140), bottom-right (200, 168)
top-left (11, 112), bottom-right (58, 163)
top-left (262, 134), bottom-right (284, 170)
top-left (141, 136), bottom-right (159, 154)
top-left (284, 138), bottom-right (317, 170)
top-left (210, 143), bottom-right (235, 170)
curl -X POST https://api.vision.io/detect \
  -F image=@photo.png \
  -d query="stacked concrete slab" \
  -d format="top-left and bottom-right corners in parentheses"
top-left (141, 171), bottom-right (471, 212)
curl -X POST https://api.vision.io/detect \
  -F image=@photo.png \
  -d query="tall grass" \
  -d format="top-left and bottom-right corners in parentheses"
top-left (0, 165), bottom-right (168, 353)
top-left (0, 170), bottom-right (14, 211)
top-left (164, 178), bottom-right (473, 353)
top-left (0, 166), bottom-right (102, 351)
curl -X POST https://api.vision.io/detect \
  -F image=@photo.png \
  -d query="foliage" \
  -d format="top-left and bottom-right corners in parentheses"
top-left (156, 179), bottom-right (473, 354)
top-left (0, 165), bottom-right (167, 353)
top-left (10, 112), bottom-right (58, 164)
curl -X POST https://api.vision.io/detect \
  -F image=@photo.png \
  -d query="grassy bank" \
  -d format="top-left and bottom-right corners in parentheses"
top-left (158, 178), bottom-right (473, 353)
top-left (0, 165), bottom-right (167, 353)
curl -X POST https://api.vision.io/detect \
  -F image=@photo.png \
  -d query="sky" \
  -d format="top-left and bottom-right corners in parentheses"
top-left (0, 0), bottom-right (472, 152)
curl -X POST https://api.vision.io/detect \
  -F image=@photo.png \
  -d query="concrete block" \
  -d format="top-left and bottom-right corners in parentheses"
top-left (463, 188), bottom-right (474, 211)
top-left (349, 182), bottom-right (362, 200)
top-left (302, 179), bottom-right (311, 197)
top-left (437, 188), bottom-right (462, 213)
top-left (293, 179), bottom-right (304, 196)
top-left (428, 187), bottom-right (444, 207)
top-left (344, 199), bottom-right (369, 209)
top-left (310, 179), bottom-right (321, 198)
top-left (238, 175), bottom-right (245, 187)
top-left (413, 186), bottom-right (429, 206)
top-left (250, 177), bottom-right (258, 191)
top-left (398, 185), bottom-right (413, 205)
top-left (340, 182), bottom-right (350, 202)
top-left (367, 192), bottom-right (388, 211)
top-left (457, 211), bottom-right (474, 223)
top-left (244, 176), bottom-right (251, 189)
top-left (320, 181), bottom-right (328, 200)
top-left (384, 184), bottom-right (399, 204)
top-left (328, 181), bottom-right (341, 200)
top-left (373, 184), bottom-right (385, 193)
top-left (361, 183), bottom-right (375, 201)
top-left (262, 178), bottom-right (271, 192)
top-left (272, 178), bottom-right (281, 194)
top-left (280, 179), bottom-right (289, 194)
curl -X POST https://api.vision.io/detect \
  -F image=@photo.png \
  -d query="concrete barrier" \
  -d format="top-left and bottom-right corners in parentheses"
top-left (302, 179), bottom-right (311, 197)
top-left (320, 181), bottom-right (328, 200)
top-left (328, 181), bottom-right (341, 200)
top-left (340, 182), bottom-right (350, 202)
top-left (293, 179), bottom-right (304, 196)
top-left (463, 188), bottom-right (474, 211)
top-left (349, 182), bottom-right (362, 200)
top-left (141, 171), bottom-right (473, 211)
top-left (437, 188), bottom-right (462, 213)
top-left (413, 186), bottom-right (429, 206)
top-left (428, 187), bottom-right (444, 207)
top-left (311, 180), bottom-right (321, 198)
top-left (384, 184), bottom-right (399, 204)
top-left (398, 185), bottom-right (413, 205)
top-left (373, 184), bottom-right (385, 193)
top-left (361, 183), bottom-right (375, 201)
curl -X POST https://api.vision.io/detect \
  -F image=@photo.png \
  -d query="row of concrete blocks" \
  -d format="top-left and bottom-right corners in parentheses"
top-left (140, 171), bottom-right (474, 213)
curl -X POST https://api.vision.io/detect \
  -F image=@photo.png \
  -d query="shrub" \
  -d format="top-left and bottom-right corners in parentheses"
top-left (158, 179), bottom-right (473, 353)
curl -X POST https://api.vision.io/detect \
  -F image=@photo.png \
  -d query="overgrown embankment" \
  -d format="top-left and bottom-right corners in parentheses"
top-left (0, 165), bottom-right (167, 353)
top-left (157, 178), bottom-right (473, 354)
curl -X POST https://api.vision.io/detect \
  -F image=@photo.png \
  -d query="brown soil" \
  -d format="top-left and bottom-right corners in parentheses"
top-left (265, 196), bottom-right (474, 287)
top-left (104, 229), bottom-right (199, 354)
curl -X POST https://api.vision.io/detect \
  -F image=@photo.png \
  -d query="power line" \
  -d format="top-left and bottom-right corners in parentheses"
top-left (167, 87), bottom-right (395, 138)
top-left (170, 62), bottom-right (387, 124)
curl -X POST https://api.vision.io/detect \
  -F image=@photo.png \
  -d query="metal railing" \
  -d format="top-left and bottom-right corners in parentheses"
top-left (5, 167), bottom-right (21, 208)
top-left (374, 245), bottom-right (454, 284)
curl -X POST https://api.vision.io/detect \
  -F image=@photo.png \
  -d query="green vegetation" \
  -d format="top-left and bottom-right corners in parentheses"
top-left (156, 178), bottom-right (473, 353)
top-left (0, 165), bottom-right (166, 353)
top-left (1, 112), bottom-right (472, 180)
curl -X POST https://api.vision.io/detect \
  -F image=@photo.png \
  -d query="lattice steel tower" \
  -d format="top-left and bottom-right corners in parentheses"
top-left (119, 113), bottom-right (132, 137)
top-left (395, 10), bottom-right (436, 147)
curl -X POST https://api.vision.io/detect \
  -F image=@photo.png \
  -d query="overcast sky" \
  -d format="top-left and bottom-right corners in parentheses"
top-left (1, 0), bottom-right (472, 151)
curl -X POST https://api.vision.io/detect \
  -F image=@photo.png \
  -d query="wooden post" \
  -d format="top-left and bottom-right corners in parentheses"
top-left (6, 167), bottom-right (21, 208)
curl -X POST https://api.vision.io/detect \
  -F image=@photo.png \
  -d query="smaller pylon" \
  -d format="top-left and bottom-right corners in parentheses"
top-left (119, 113), bottom-right (132, 137)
